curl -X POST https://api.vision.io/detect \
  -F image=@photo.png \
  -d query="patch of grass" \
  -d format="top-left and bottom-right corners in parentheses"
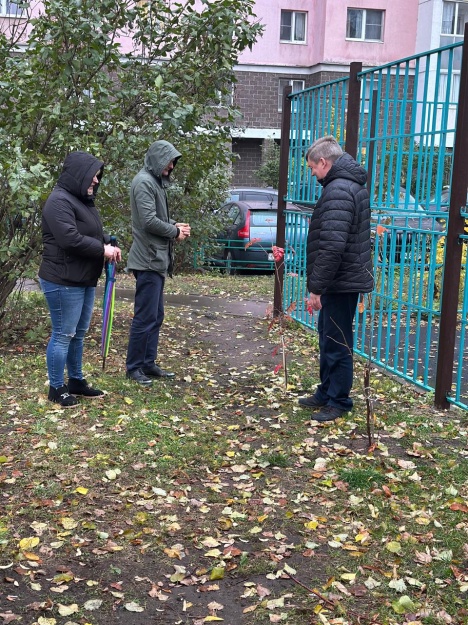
top-left (265, 451), bottom-right (290, 468)
top-left (339, 467), bottom-right (387, 489)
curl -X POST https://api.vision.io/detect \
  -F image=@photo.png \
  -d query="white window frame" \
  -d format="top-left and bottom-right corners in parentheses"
top-left (278, 79), bottom-right (305, 112)
top-left (280, 10), bottom-right (307, 44)
top-left (0, 0), bottom-right (21, 16)
top-left (346, 8), bottom-right (384, 42)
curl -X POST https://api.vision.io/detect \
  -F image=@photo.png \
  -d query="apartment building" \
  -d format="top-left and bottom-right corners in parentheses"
top-left (231, 0), bottom-right (420, 185)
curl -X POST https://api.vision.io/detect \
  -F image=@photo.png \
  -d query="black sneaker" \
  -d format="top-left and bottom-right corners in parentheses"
top-left (68, 378), bottom-right (104, 398)
top-left (298, 394), bottom-right (327, 408)
top-left (48, 385), bottom-right (79, 408)
top-left (311, 406), bottom-right (347, 422)
top-left (126, 368), bottom-right (153, 386)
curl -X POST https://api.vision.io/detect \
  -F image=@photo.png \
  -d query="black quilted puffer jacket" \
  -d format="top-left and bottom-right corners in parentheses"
top-left (306, 152), bottom-right (374, 295)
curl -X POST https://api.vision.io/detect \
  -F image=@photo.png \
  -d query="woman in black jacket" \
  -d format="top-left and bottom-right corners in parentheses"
top-left (38, 151), bottom-right (121, 407)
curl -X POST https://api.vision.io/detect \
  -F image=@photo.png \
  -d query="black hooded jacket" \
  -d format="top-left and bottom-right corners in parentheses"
top-left (306, 152), bottom-right (374, 295)
top-left (39, 151), bottom-right (109, 287)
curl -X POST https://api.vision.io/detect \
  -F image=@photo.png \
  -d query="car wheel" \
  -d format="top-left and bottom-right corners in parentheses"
top-left (224, 250), bottom-right (237, 275)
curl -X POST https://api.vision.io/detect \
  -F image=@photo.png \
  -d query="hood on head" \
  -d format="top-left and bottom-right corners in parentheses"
top-left (144, 140), bottom-right (181, 178)
top-left (323, 152), bottom-right (367, 187)
top-left (57, 151), bottom-right (104, 199)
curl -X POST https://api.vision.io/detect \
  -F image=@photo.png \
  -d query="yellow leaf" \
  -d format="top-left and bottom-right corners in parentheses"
top-left (57, 603), bottom-right (79, 616)
top-left (75, 487), bottom-right (88, 495)
top-left (386, 541), bottom-right (402, 553)
top-left (164, 547), bottom-right (183, 559)
top-left (203, 618), bottom-right (224, 622)
top-left (124, 397), bottom-right (133, 404)
top-left (257, 514), bottom-right (268, 523)
top-left (218, 517), bottom-right (232, 530)
top-left (304, 521), bottom-right (318, 530)
top-left (19, 537), bottom-right (40, 550)
top-left (60, 517), bottom-right (78, 530)
top-left (266, 597), bottom-right (285, 609)
top-left (341, 573), bottom-right (356, 581)
top-left (226, 451), bottom-right (235, 458)
top-left (23, 552), bottom-right (41, 561)
top-left (210, 567), bottom-right (225, 581)
top-left (205, 549), bottom-right (222, 558)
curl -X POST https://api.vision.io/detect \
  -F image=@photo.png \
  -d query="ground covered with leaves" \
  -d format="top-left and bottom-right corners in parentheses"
top-left (1, 273), bottom-right (468, 625)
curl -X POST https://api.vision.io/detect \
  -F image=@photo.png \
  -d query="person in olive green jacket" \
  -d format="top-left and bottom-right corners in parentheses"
top-left (125, 140), bottom-right (191, 385)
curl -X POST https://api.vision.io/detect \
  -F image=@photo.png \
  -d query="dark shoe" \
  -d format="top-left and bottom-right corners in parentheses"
top-left (311, 406), bottom-right (347, 422)
top-left (48, 385), bottom-right (79, 408)
top-left (68, 378), bottom-right (104, 398)
top-left (298, 394), bottom-right (327, 409)
top-left (142, 364), bottom-right (175, 379)
top-left (126, 368), bottom-right (153, 386)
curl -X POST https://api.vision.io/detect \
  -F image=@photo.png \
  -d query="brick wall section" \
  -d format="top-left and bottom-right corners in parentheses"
top-left (233, 70), bottom-right (312, 128)
top-left (232, 138), bottom-right (264, 186)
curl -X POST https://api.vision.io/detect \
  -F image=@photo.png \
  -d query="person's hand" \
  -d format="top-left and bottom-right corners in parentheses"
top-left (307, 293), bottom-right (322, 311)
top-left (104, 244), bottom-right (122, 262)
top-left (175, 222), bottom-right (191, 240)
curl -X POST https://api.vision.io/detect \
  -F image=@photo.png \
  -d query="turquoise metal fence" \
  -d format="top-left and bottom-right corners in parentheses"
top-left (287, 77), bottom-right (348, 207)
top-left (283, 41), bottom-right (468, 411)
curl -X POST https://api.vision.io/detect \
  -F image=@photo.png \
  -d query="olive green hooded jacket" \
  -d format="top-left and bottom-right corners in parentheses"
top-left (127, 140), bottom-right (181, 277)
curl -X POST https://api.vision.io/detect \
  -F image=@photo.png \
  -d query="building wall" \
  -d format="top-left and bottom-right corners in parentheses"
top-left (237, 0), bottom-right (419, 69)
top-left (320, 0), bottom-right (419, 67)
top-left (233, 70), bottom-right (311, 129)
top-left (231, 139), bottom-right (264, 187)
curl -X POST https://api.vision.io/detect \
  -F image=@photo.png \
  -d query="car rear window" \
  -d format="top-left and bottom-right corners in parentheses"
top-left (243, 192), bottom-right (275, 202)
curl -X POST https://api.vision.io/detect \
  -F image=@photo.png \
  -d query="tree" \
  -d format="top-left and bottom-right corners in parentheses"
top-left (0, 0), bottom-right (262, 320)
top-left (255, 140), bottom-right (280, 189)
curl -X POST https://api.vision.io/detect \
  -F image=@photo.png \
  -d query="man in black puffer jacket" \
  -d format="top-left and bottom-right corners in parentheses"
top-left (299, 136), bottom-right (374, 422)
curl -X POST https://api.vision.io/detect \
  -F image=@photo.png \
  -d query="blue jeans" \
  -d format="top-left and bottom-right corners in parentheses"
top-left (315, 292), bottom-right (359, 411)
top-left (126, 271), bottom-right (165, 372)
top-left (39, 278), bottom-right (96, 388)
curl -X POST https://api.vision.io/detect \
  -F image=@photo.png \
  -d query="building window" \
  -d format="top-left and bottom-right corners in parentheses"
top-left (438, 72), bottom-right (460, 104)
top-left (441, 0), bottom-right (468, 36)
top-left (280, 10), bottom-right (307, 43)
top-left (278, 79), bottom-right (305, 112)
top-left (0, 0), bottom-right (21, 16)
top-left (346, 8), bottom-right (384, 41)
top-left (212, 85), bottom-right (234, 108)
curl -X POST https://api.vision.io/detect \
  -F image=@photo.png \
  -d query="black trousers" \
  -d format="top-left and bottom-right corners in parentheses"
top-left (314, 292), bottom-right (359, 411)
top-left (126, 270), bottom-right (165, 372)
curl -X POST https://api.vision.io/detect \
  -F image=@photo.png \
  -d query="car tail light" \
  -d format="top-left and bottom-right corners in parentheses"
top-left (237, 210), bottom-right (250, 238)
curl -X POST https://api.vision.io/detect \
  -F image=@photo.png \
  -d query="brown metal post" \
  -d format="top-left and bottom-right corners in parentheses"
top-left (434, 24), bottom-right (468, 408)
top-left (273, 85), bottom-right (292, 317)
top-left (345, 62), bottom-right (362, 159)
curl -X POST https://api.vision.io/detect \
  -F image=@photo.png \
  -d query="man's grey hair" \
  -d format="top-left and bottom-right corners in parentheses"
top-left (306, 135), bottom-right (343, 163)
